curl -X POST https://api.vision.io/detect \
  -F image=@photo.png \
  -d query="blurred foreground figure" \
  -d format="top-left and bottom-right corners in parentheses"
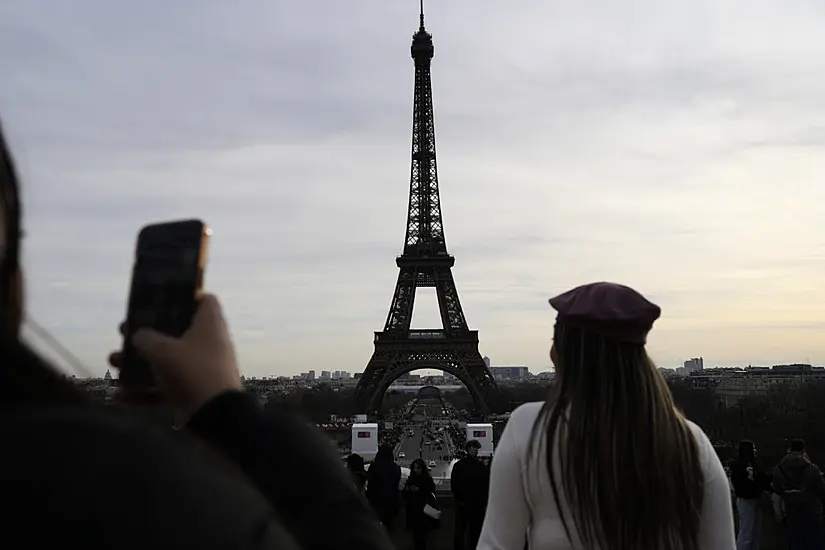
top-left (478, 282), bottom-right (736, 550)
top-left (0, 122), bottom-right (393, 550)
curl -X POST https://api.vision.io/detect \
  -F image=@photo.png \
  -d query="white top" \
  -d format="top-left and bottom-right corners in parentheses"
top-left (478, 402), bottom-right (736, 550)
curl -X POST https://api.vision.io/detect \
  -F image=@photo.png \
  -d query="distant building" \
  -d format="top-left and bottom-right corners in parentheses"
top-left (490, 366), bottom-right (530, 381)
top-left (321, 370), bottom-right (331, 380)
top-left (700, 364), bottom-right (825, 407)
top-left (395, 373), bottom-right (422, 385)
top-left (772, 363), bottom-right (821, 374)
top-left (483, 356), bottom-right (491, 369)
top-left (442, 372), bottom-right (459, 384)
top-left (684, 357), bottom-right (704, 374)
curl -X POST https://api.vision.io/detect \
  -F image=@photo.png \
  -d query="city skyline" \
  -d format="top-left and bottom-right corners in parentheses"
top-left (3, 1), bottom-right (825, 377)
top-left (80, 359), bottom-right (825, 382)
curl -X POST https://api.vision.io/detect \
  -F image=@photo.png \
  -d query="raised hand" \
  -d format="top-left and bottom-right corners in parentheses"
top-left (109, 294), bottom-right (242, 421)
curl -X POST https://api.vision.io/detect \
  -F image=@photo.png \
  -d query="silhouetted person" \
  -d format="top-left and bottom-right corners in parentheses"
top-left (773, 439), bottom-right (825, 550)
top-left (0, 123), bottom-right (393, 550)
top-left (451, 439), bottom-right (489, 550)
top-left (479, 282), bottom-right (735, 550)
top-left (732, 440), bottom-right (771, 550)
top-left (368, 444), bottom-right (402, 531)
top-left (404, 458), bottom-right (439, 550)
top-left (347, 453), bottom-right (369, 496)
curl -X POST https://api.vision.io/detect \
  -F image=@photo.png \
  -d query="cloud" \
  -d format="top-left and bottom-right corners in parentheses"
top-left (2, 0), bottom-right (825, 377)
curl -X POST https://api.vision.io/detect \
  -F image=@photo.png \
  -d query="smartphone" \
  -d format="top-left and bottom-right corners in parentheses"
top-left (119, 219), bottom-right (210, 389)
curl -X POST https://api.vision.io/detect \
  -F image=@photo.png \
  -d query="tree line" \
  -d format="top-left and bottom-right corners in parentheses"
top-left (99, 375), bottom-right (825, 470)
top-left (421, 379), bottom-right (825, 468)
top-left (669, 378), bottom-right (825, 467)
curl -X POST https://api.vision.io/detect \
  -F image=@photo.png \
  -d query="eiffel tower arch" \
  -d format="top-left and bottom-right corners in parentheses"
top-left (361, 340), bottom-right (497, 416)
top-left (354, 5), bottom-right (498, 417)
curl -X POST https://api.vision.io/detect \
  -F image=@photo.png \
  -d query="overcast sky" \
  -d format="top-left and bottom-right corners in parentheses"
top-left (2, 1), bottom-right (824, 377)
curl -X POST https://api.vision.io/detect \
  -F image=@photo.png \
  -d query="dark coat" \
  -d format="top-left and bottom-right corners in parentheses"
top-left (403, 473), bottom-right (438, 532)
top-left (773, 453), bottom-right (825, 521)
top-left (451, 456), bottom-right (490, 509)
top-left (0, 341), bottom-right (394, 550)
top-left (731, 458), bottom-right (771, 499)
top-left (367, 459), bottom-right (402, 519)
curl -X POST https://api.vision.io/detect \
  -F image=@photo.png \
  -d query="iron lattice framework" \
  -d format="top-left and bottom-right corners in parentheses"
top-left (354, 8), bottom-right (498, 416)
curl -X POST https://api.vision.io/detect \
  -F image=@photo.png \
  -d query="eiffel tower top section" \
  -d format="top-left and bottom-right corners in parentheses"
top-left (403, 0), bottom-right (447, 260)
top-left (411, 0), bottom-right (434, 60)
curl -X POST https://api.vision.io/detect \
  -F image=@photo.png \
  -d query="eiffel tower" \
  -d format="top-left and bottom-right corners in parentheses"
top-left (354, 4), bottom-right (498, 417)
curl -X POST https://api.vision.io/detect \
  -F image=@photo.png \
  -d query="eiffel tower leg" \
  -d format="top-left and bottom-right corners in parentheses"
top-left (447, 344), bottom-right (499, 416)
top-left (433, 268), bottom-right (471, 332)
top-left (384, 268), bottom-right (418, 332)
top-left (354, 348), bottom-right (395, 414)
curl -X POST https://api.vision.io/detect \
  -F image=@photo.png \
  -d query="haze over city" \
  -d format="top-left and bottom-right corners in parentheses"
top-left (2, 0), bottom-right (824, 377)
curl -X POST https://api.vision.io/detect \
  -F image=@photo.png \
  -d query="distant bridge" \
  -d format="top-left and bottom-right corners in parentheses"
top-left (386, 384), bottom-right (464, 393)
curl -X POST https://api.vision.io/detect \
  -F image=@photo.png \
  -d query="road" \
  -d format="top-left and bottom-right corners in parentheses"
top-left (395, 400), bottom-right (455, 479)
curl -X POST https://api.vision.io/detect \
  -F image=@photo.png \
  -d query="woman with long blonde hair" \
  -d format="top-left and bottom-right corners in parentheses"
top-left (478, 282), bottom-right (735, 550)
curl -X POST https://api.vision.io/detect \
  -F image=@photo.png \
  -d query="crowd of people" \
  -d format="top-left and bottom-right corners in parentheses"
top-left (732, 438), bottom-right (825, 550)
top-left (344, 438), bottom-right (490, 550)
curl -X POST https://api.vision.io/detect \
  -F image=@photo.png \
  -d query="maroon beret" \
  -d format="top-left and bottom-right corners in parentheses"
top-left (548, 282), bottom-right (661, 344)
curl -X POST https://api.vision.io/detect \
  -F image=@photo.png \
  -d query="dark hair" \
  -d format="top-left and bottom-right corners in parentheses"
top-left (0, 122), bottom-right (85, 406)
top-left (410, 458), bottom-right (429, 477)
top-left (531, 322), bottom-right (703, 550)
top-left (737, 440), bottom-right (756, 462)
top-left (374, 444), bottom-right (393, 462)
top-left (0, 120), bottom-right (22, 333)
top-left (790, 439), bottom-right (806, 453)
top-left (346, 453), bottom-right (365, 472)
top-left (465, 439), bottom-right (481, 451)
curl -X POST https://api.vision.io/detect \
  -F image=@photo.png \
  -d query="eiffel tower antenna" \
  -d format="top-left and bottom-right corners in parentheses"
top-left (354, 7), bottom-right (498, 418)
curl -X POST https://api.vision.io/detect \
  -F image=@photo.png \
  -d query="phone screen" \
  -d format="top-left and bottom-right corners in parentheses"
top-left (120, 220), bottom-right (208, 388)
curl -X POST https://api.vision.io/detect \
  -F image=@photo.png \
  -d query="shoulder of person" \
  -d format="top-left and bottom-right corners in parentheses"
top-left (1, 405), bottom-right (292, 548)
top-left (484, 402), bottom-right (545, 466)
top-left (682, 419), bottom-right (726, 471)
top-left (804, 462), bottom-right (823, 479)
top-left (507, 401), bottom-right (545, 430)
top-left (683, 419), bottom-right (712, 449)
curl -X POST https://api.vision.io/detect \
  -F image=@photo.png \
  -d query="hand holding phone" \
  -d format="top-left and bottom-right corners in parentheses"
top-left (119, 219), bottom-right (210, 391)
